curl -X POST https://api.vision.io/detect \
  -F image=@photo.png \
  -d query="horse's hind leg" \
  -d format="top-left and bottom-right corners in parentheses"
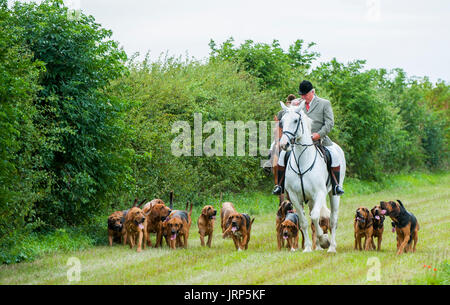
top-left (289, 191), bottom-right (311, 252)
top-left (328, 194), bottom-right (340, 253)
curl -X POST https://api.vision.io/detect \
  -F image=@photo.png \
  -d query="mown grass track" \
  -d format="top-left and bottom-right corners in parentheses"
top-left (0, 173), bottom-right (449, 284)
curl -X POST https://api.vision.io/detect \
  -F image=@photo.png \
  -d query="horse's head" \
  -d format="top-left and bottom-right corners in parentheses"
top-left (279, 101), bottom-right (311, 151)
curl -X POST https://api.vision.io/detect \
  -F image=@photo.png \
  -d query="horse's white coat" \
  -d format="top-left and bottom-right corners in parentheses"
top-left (279, 102), bottom-right (346, 253)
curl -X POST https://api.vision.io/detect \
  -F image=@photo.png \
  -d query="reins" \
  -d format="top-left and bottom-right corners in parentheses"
top-left (282, 112), bottom-right (323, 204)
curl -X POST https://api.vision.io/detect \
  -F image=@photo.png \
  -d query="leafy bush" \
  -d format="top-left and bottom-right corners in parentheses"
top-left (108, 56), bottom-right (276, 204)
top-left (209, 38), bottom-right (319, 96)
top-left (8, 0), bottom-right (134, 227)
top-left (311, 59), bottom-right (394, 179)
top-left (0, 0), bottom-right (46, 250)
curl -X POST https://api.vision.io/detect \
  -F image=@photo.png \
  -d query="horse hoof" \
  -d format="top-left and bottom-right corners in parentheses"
top-left (327, 247), bottom-right (337, 253)
top-left (319, 234), bottom-right (330, 249)
top-left (290, 248), bottom-right (297, 252)
top-left (303, 247), bottom-right (312, 253)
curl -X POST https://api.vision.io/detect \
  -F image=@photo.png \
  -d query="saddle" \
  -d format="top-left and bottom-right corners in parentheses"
top-left (316, 144), bottom-right (332, 185)
top-left (316, 144), bottom-right (332, 170)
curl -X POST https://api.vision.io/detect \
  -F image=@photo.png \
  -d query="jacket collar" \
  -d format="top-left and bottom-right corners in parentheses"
top-left (305, 95), bottom-right (318, 113)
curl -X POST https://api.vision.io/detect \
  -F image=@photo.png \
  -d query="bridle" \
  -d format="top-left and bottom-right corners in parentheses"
top-left (282, 111), bottom-right (305, 146)
top-left (282, 111), bottom-right (321, 204)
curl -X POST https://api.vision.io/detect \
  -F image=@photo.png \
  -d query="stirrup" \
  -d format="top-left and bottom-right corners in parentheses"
top-left (333, 185), bottom-right (344, 196)
top-left (272, 185), bottom-right (282, 195)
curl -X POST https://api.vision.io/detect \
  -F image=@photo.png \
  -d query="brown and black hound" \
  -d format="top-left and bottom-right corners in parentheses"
top-left (165, 202), bottom-right (193, 249)
top-left (380, 200), bottom-right (419, 255)
top-left (370, 205), bottom-right (385, 251)
top-left (354, 207), bottom-right (373, 251)
top-left (276, 200), bottom-right (305, 250)
top-left (198, 205), bottom-right (217, 247)
top-left (280, 212), bottom-right (300, 251)
top-left (221, 202), bottom-right (255, 251)
top-left (107, 210), bottom-right (127, 246)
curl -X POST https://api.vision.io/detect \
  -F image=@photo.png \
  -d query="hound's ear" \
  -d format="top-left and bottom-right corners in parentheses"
top-left (364, 208), bottom-right (373, 222)
top-left (292, 223), bottom-right (298, 235)
top-left (397, 200), bottom-right (406, 212)
top-left (370, 207), bottom-right (376, 216)
top-left (276, 205), bottom-right (284, 218)
top-left (280, 101), bottom-right (288, 111)
top-left (201, 206), bottom-right (207, 216)
top-left (367, 210), bottom-right (373, 223)
top-left (225, 216), bottom-right (232, 227)
top-left (239, 214), bottom-right (245, 225)
top-left (251, 218), bottom-right (255, 225)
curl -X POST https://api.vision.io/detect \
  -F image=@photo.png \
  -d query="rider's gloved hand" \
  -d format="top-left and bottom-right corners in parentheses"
top-left (311, 133), bottom-right (321, 142)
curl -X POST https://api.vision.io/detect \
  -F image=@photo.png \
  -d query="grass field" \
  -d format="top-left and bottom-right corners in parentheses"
top-left (0, 172), bottom-right (449, 284)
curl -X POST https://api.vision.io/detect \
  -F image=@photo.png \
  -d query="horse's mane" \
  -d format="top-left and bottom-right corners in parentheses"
top-left (286, 104), bottom-right (312, 135)
top-left (301, 111), bottom-right (312, 134)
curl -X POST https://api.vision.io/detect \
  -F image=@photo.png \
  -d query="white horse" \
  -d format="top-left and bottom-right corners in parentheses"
top-left (279, 102), bottom-right (346, 253)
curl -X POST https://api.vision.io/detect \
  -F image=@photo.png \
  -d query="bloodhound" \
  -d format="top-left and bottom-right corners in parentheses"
top-left (220, 201), bottom-right (236, 234)
top-left (370, 205), bottom-right (385, 251)
top-left (221, 203), bottom-right (255, 251)
top-left (380, 200), bottom-right (419, 255)
top-left (276, 200), bottom-right (305, 250)
top-left (165, 202), bottom-right (194, 249)
top-left (280, 212), bottom-right (300, 251)
top-left (142, 198), bottom-right (171, 248)
top-left (124, 207), bottom-right (148, 252)
top-left (197, 205), bottom-right (217, 247)
top-left (354, 207), bottom-right (373, 251)
top-left (107, 210), bottom-right (127, 246)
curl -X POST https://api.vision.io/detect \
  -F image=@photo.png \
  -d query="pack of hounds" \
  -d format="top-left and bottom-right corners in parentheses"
top-left (108, 191), bottom-right (419, 255)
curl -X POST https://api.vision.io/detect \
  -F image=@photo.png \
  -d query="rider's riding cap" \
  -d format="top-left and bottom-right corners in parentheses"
top-left (298, 80), bottom-right (314, 95)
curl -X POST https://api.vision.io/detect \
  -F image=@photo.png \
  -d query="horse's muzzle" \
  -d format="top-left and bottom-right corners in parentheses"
top-left (279, 135), bottom-right (293, 151)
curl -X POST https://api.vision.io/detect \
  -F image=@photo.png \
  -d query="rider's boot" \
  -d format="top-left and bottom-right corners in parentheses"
top-left (272, 166), bottom-right (285, 195)
top-left (331, 166), bottom-right (344, 195)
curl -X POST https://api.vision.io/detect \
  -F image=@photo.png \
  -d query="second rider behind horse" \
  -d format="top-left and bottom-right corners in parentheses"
top-left (273, 80), bottom-right (344, 196)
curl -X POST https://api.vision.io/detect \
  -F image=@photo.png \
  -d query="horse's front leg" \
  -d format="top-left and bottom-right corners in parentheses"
top-left (328, 193), bottom-right (340, 253)
top-left (289, 191), bottom-right (311, 252)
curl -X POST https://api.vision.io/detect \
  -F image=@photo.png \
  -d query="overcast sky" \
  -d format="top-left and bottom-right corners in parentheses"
top-left (12, 0), bottom-right (450, 82)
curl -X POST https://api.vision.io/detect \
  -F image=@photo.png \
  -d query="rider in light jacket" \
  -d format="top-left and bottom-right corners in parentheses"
top-left (273, 80), bottom-right (344, 196)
